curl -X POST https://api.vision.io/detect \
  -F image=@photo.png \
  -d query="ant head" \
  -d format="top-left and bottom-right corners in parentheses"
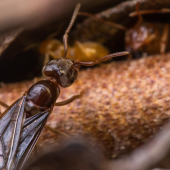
top-left (42, 58), bottom-right (79, 88)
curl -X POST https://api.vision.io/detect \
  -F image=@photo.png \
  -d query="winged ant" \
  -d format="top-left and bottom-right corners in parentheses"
top-left (0, 3), bottom-right (128, 170)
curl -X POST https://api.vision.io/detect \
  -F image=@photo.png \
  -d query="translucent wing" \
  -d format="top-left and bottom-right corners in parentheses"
top-left (11, 111), bottom-right (49, 170)
top-left (0, 96), bottom-right (50, 170)
top-left (0, 96), bottom-right (26, 170)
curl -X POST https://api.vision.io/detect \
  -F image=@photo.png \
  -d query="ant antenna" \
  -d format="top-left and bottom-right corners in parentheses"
top-left (63, 3), bottom-right (81, 58)
top-left (73, 51), bottom-right (129, 67)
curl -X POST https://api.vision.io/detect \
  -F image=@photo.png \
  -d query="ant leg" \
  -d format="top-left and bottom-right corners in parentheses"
top-left (45, 125), bottom-right (70, 137)
top-left (43, 52), bottom-right (50, 65)
top-left (22, 43), bottom-right (39, 51)
top-left (135, 2), bottom-right (143, 27)
top-left (0, 92), bottom-right (82, 109)
top-left (160, 24), bottom-right (169, 54)
top-left (0, 101), bottom-right (8, 117)
top-left (0, 100), bottom-right (9, 109)
top-left (141, 34), bottom-right (156, 47)
top-left (44, 91), bottom-right (83, 136)
top-left (130, 8), bottom-right (170, 17)
top-left (44, 92), bottom-right (82, 136)
top-left (55, 91), bottom-right (83, 106)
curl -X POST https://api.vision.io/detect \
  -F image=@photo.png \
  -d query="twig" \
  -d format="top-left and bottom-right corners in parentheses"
top-left (0, 28), bottom-right (23, 55)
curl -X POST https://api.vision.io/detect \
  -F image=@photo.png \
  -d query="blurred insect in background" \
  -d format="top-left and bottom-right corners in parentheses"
top-left (125, 2), bottom-right (170, 58)
top-left (24, 9), bottom-right (127, 65)
top-left (39, 38), bottom-right (109, 65)
top-left (0, 3), bottom-right (128, 170)
top-left (72, 4), bottom-right (170, 60)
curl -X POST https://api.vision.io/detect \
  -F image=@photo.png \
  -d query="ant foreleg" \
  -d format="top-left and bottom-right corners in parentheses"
top-left (54, 91), bottom-right (83, 106)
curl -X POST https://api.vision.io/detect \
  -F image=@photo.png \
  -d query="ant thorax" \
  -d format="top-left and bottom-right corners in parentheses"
top-left (25, 80), bottom-right (60, 118)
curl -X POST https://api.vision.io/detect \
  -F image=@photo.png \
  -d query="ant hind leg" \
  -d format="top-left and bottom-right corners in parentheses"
top-left (45, 125), bottom-right (70, 137)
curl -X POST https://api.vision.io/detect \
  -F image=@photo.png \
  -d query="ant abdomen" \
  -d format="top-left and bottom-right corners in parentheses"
top-left (25, 80), bottom-right (60, 117)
